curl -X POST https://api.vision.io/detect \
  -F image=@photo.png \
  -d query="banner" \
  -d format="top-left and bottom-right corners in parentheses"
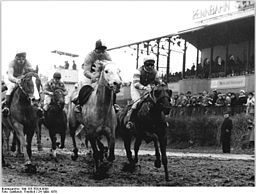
top-left (211, 76), bottom-right (245, 89)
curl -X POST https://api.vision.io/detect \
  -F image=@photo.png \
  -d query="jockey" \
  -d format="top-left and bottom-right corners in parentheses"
top-left (74, 39), bottom-right (113, 112)
top-left (2, 51), bottom-right (35, 116)
top-left (43, 72), bottom-right (68, 111)
top-left (126, 55), bottom-right (161, 129)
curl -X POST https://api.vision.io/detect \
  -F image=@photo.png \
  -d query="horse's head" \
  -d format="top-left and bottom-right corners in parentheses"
top-left (150, 83), bottom-right (172, 115)
top-left (100, 60), bottom-right (122, 92)
top-left (51, 89), bottom-right (65, 110)
top-left (19, 72), bottom-right (42, 106)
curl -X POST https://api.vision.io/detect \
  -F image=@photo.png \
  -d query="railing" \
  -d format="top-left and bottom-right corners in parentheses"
top-left (169, 105), bottom-right (248, 117)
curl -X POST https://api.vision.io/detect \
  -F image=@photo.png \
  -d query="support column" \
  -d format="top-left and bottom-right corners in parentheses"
top-left (147, 41), bottom-right (150, 55)
top-left (136, 44), bottom-right (139, 69)
top-left (166, 37), bottom-right (171, 82)
top-left (225, 44), bottom-right (229, 75)
top-left (156, 39), bottom-right (160, 71)
top-left (246, 40), bottom-right (251, 73)
top-left (182, 40), bottom-right (187, 79)
top-left (210, 46), bottom-right (213, 76)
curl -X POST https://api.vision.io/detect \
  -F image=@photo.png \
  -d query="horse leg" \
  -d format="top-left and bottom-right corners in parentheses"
top-left (96, 138), bottom-right (107, 162)
top-left (149, 133), bottom-right (161, 168)
top-left (10, 131), bottom-right (17, 152)
top-left (89, 135), bottom-right (100, 170)
top-left (159, 135), bottom-right (169, 181)
top-left (60, 130), bottom-right (66, 149)
top-left (12, 122), bottom-right (31, 165)
top-left (70, 123), bottom-right (79, 161)
top-left (123, 135), bottom-right (133, 164)
top-left (36, 120), bottom-right (43, 151)
top-left (26, 131), bottom-right (34, 159)
top-left (49, 129), bottom-right (58, 162)
top-left (134, 136), bottom-right (142, 164)
top-left (105, 133), bottom-right (115, 162)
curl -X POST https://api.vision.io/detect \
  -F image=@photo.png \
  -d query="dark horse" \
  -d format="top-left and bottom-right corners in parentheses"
top-left (2, 72), bottom-right (42, 172)
top-left (117, 84), bottom-right (172, 181)
top-left (42, 89), bottom-right (67, 161)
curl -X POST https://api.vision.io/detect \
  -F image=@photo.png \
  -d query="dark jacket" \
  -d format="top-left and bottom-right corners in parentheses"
top-left (221, 117), bottom-right (233, 142)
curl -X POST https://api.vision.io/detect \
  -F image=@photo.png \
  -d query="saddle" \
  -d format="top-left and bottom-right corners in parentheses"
top-left (72, 85), bottom-right (94, 106)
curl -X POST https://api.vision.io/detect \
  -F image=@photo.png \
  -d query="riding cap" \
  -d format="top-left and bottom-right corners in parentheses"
top-left (15, 50), bottom-right (26, 58)
top-left (143, 55), bottom-right (155, 64)
top-left (53, 72), bottom-right (61, 79)
top-left (95, 39), bottom-right (107, 50)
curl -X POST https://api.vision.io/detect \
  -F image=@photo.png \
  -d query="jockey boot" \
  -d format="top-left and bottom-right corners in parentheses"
top-left (74, 104), bottom-right (82, 113)
top-left (125, 108), bottom-right (135, 129)
top-left (2, 95), bottom-right (10, 117)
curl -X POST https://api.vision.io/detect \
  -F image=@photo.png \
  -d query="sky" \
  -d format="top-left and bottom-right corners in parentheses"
top-left (1, 0), bottom-right (212, 82)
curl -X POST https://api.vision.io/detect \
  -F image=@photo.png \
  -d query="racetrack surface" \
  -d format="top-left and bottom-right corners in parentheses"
top-left (1, 128), bottom-right (255, 186)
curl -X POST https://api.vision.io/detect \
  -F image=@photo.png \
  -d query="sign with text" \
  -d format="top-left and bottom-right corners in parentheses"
top-left (192, 1), bottom-right (255, 23)
top-left (211, 76), bottom-right (245, 89)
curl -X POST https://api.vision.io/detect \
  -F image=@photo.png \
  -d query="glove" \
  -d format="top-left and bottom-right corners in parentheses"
top-left (143, 85), bottom-right (152, 92)
top-left (16, 79), bottom-right (21, 84)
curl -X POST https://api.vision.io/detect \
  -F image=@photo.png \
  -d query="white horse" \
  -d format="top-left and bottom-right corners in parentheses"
top-left (68, 60), bottom-right (122, 173)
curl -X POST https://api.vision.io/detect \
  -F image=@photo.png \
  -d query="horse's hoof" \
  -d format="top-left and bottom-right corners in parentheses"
top-left (56, 142), bottom-right (61, 148)
top-left (154, 160), bottom-right (161, 168)
top-left (107, 155), bottom-right (115, 162)
top-left (59, 146), bottom-right (65, 149)
top-left (71, 154), bottom-right (78, 161)
top-left (24, 163), bottom-right (37, 173)
top-left (10, 146), bottom-right (16, 152)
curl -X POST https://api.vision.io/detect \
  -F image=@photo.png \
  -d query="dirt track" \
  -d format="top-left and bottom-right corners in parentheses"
top-left (1, 129), bottom-right (255, 187)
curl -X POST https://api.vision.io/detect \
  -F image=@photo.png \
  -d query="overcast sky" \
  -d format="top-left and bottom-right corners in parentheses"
top-left (1, 1), bottom-right (211, 81)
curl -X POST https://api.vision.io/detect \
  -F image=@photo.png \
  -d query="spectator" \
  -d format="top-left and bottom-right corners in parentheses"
top-left (236, 57), bottom-right (243, 75)
top-left (220, 111), bottom-right (233, 153)
top-left (230, 93), bottom-right (238, 116)
top-left (215, 93), bottom-right (225, 115)
top-left (246, 92), bottom-right (255, 117)
top-left (196, 62), bottom-right (204, 78)
top-left (213, 56), bottom-right (224, 77)
top-left (238, 90), bottom-right (247, 113)
top-left (191, 63), bottom-right (196, 76)
top-left (247, 118), bottom-right (254, 149)
top-left (72, 60), bottom-right (77, 70)
top-left (211, 89), bottom-right (218, 106)
top-left (227, 55), bottom-right (236, 76)
top-left (203, 58), bottom-right (210, 78)
top-left (64, 61), bottom-right (69, 69)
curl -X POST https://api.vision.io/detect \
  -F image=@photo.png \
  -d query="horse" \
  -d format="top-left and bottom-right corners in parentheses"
top-left (116, 83), bottom-right (172, 181)
top-left (68, 60), bottom-right (122, 177)
top-left (2, 72), bottom-right (42, 172)
top-left (42, 88), bottom-right (67, 161)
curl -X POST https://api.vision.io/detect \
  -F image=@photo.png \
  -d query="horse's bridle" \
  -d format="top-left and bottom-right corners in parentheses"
top-left (18, 74), bottom-right (41, 105)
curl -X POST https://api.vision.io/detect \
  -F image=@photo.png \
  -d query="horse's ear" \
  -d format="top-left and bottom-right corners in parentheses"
top-left (35, 65), bottom-right (39, 74)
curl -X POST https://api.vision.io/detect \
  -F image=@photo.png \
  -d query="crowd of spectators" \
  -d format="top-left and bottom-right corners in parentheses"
top-left (167, 54), bottom-right (255, 83)
top-left (169, 89), bottom-right (255, 117)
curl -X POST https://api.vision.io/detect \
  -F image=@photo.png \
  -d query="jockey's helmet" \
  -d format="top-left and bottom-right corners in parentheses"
top-left (143, 55), bottom-right (155, 65)
top-left (95, 39), bottom-right (107, 51)
top-left (15, 50), bottom-right (26, 58)
top-left (53, 72), bottom-right (61, 79)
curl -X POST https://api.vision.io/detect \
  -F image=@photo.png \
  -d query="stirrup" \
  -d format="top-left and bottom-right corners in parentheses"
top-left (2, 107), bottom-right (10, 117)
top-left (126, 121), bottom-right (135, 129)
top-left (74, 105), bottom-right (82, 113)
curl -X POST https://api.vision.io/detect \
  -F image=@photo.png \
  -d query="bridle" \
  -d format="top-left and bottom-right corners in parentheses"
top-left (18, 73), bottom-right (41, 104)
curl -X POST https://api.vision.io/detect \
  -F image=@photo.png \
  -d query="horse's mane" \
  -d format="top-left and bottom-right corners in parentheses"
top-left (22, 72), bottom-right (39, 80)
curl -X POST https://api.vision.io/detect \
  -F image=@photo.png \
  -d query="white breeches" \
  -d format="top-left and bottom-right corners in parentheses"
top-left (6, 82), bottom-right (16, 95)
top-left (130, 84), bottom-right (147, 109)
